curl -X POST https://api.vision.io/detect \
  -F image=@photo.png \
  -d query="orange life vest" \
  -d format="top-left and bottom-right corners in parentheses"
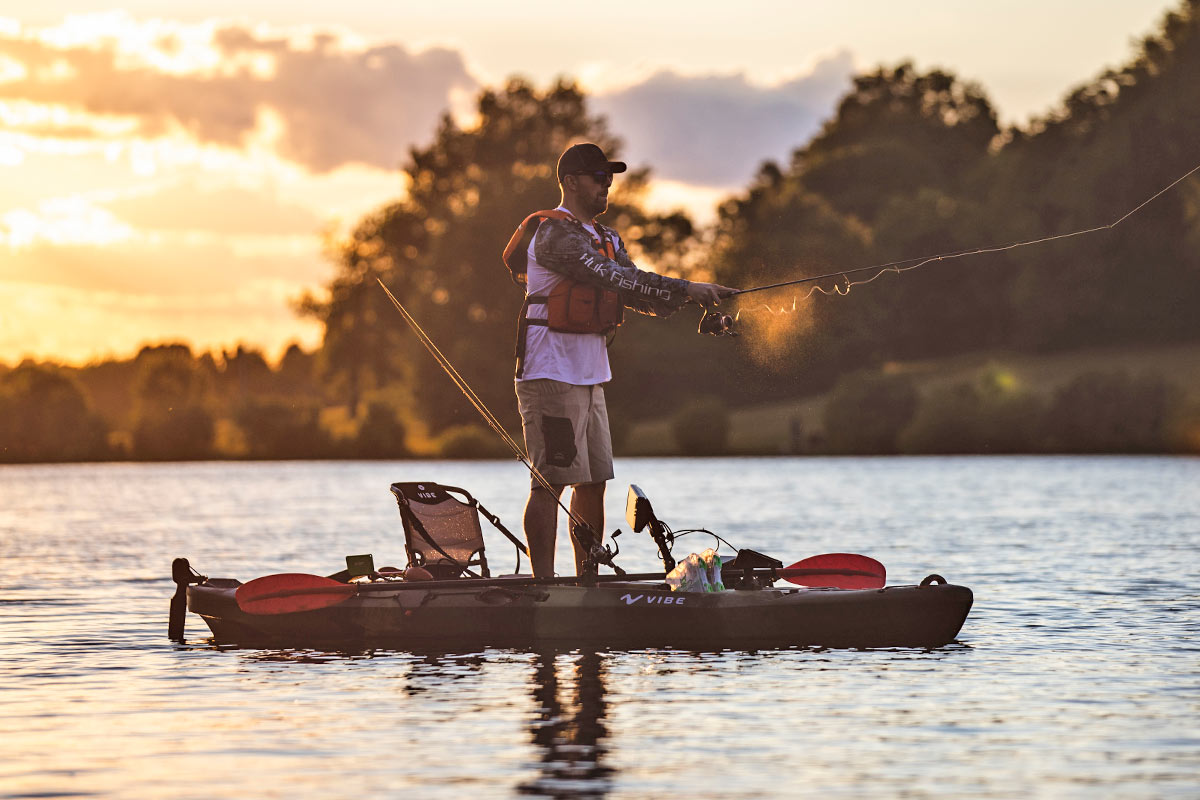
top-left (504, 209), bottom-right (624, 334)
top-left (504, 209), bottom-right (624, 377)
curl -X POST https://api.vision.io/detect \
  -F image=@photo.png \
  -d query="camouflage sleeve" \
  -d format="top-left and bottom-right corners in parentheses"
top-left (532, 218), bottom-right (692, 318)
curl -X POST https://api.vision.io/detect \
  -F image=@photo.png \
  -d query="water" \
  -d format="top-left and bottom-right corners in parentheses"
top-left (1, 457), bottom-right (1198, 798)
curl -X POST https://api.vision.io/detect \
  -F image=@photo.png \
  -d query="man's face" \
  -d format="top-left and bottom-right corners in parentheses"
top-left (568, 170), bottom-right (613, 218)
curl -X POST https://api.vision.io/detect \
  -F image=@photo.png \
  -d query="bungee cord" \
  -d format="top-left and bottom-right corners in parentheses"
top-left (729, 159), bottom-right (1200, 320)
top-left (376, 279), bottom-right (620, 574)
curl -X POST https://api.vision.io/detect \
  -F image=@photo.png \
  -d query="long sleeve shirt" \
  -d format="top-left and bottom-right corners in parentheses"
top-left (518, 209), bottom-right (691, 384)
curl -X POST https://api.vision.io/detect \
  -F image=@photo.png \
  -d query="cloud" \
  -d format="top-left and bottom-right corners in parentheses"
top-left (0, 19), bottom-right (478, 172)
top-left (3, 16), bottom-right (852, 187)
top-left (592, 51), bottom-right (855, 186)
top-left (0, 234), bottom-right (327, 297)
top-left (104, 182), bottom-right (322, 235)
top-left (0, 17), bottom-right (858, 365)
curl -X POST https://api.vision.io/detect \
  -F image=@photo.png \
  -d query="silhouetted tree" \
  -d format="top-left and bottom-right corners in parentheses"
top-left (305, 78), bottom-right (701, 434)
top-left (0, 363), bottom-right (110, 462)
top-left (351, 400), bottom-right (409, 458)
top-left (219, 345), bottom-right (275, 401)
top-left (671, 395), bottom-right (731, 455)
top-left (234, 397), bottom-right (331, 459)
top-left (797, 63), bottom-right (999, 225)
top-left (1042, 371), bottom-right (1176, 452)
top-left (994, 0), bottom-right (1200, 350)
top-left (276, 343), bottom-right (319, 398)
top-left (823, 370), bottom-right (918, 454)
top-left (898, 367), bottom-right (1046, 454)
top-left (131, 345), bottom-right (215, 460)
top-left (708, 64), bottom-right (999, 391)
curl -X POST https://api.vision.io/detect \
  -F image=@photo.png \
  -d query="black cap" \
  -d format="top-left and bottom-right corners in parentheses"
top-left (557, 142), bottom-right (627, 182)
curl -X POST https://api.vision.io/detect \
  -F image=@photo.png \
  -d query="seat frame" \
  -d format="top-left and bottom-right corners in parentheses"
top-left (389, 481), bottom-right (528, 578)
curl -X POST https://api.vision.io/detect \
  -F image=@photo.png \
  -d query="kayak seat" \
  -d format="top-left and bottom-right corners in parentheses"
top-left (389, 482), bottom-right (529, 579)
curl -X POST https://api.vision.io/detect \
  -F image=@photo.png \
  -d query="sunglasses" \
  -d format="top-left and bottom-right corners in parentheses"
top-left (571, 170), bottom-right (613, 185)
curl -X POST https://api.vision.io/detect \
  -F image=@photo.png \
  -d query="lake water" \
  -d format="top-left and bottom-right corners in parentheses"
top-left (1, 457), bottom-right (1198, 798)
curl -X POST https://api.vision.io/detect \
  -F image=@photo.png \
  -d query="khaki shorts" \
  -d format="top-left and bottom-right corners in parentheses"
top-left (515, 379), bottom-right (614, 488)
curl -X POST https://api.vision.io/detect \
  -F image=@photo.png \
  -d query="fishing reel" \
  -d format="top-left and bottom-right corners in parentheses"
top-left (576, 523), bottom-right (625, 578)
top-left (697, 309), bottom-right (737, 337)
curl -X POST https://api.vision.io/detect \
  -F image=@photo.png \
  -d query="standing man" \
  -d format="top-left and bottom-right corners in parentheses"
top-left (503, 142), bottom-right (735, 577)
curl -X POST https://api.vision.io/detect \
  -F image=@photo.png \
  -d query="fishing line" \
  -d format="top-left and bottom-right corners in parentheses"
top-left (729, 159), bottom-right (1200, 318)
top-left (376, 279), bottom-right (620, 574)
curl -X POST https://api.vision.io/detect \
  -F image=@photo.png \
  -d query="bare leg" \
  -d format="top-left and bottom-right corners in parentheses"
top-left (524, 484), bottom-right (565, 578)
top-left (568, 481), bottom-right (606, 575)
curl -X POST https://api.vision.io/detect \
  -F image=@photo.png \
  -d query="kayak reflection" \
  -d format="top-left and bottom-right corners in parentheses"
top-left (519, 650), bottom-right (613, 798)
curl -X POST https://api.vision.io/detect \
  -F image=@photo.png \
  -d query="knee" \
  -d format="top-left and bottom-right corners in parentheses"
top-left (573, 481), bottom-right (606, 502)
top-left (531, 484), bottom-right (566, 502)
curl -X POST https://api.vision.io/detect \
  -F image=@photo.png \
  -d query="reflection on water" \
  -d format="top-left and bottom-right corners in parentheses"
top-left (520, 650), bottom-right (612, 798)
top-left (1, 457), bottom-right (1198, 798)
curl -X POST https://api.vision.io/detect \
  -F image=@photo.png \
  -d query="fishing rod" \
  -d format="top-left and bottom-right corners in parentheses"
top-left (376, 279), bottom-right (622, 577)
top-left (696, 160), bottom-right (1200, 334)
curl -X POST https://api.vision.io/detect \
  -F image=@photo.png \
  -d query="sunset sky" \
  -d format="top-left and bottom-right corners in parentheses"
top-left (0, 1), bottom-right (1176, 365)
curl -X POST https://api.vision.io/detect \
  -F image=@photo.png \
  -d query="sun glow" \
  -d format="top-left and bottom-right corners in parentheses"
top-left (0, 140), bottom-right (21, 165)
top-left (640, 179), bottom-right (725, 226)
top-left (0, 280), bottom-right (324, 365)
top-left (0, 53), bottom-right (26, 82)
top-left (1, 199), bottom-right (134, 247)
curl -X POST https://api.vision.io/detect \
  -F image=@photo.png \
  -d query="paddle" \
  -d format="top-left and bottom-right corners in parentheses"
top-left (234, 555), bottom-right (887, 615)
top-left (777, 553), bottom-right (885, 589)
top-left (235, 573), bottom-right (355, 615)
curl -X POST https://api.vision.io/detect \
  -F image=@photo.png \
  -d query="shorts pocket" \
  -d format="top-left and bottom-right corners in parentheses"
top-left (541, 415), bottom-right (577, 468)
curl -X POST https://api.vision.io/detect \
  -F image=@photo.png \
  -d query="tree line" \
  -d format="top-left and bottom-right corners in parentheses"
top-left (0, 344), bottom-right (386, 462)
top-left (4, 0), bottom-right (1198, 462)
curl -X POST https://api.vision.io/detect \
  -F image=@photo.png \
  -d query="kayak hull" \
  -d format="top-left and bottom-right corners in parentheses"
top-left (187, 578), bottom-right (973, 649)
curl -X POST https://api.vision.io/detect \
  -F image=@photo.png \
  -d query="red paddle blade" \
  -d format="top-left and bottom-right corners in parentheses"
top-left (235, 573), bottom-right (355, 615)
top-left (779, 553), bottom-right (886, 589)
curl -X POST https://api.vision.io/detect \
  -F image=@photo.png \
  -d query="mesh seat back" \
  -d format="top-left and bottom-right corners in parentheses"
top-left (390, 482), bottom-right (489, 578)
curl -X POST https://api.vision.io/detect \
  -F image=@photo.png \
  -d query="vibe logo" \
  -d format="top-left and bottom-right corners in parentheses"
top-left (620, 593), bottom-right (686, 606)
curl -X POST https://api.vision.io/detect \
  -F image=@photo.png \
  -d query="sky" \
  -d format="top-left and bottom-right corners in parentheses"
top-left (0, 1), bottom-right (1177, 366)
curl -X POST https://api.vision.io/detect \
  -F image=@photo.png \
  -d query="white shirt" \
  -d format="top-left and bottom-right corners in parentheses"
top-left (517, 207), bottom-right (613, 385)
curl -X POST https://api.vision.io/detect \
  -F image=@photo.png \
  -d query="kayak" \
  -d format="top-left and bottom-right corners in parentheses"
top-left (180, 568), bottom-right (973, 649)
top-left (171, 482), bottom-right (973, 650)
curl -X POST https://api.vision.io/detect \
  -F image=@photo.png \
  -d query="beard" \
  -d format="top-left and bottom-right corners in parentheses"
top-left (585, 192), bottom-right (609, 219)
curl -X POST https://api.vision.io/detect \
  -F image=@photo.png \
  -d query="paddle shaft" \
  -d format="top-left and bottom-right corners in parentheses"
top-left (244, 567), bottom-right (882, 602)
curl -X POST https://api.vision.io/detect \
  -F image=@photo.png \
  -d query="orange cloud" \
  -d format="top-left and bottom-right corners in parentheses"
top-left (0, 18), bottom-right (477, 171)
top-left (0, 234), bottom-right (328, 296)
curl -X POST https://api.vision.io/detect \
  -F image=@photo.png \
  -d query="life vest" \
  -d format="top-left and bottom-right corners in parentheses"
top-left (505, 209), bottom-right (624, 377)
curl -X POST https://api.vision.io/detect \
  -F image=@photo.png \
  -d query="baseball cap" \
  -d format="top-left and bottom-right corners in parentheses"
top-left (557, 143), bottom-right (627, 182)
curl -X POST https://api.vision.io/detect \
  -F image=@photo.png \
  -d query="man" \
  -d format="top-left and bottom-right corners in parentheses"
top-left (507, 142), bottom-right (735, 577)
